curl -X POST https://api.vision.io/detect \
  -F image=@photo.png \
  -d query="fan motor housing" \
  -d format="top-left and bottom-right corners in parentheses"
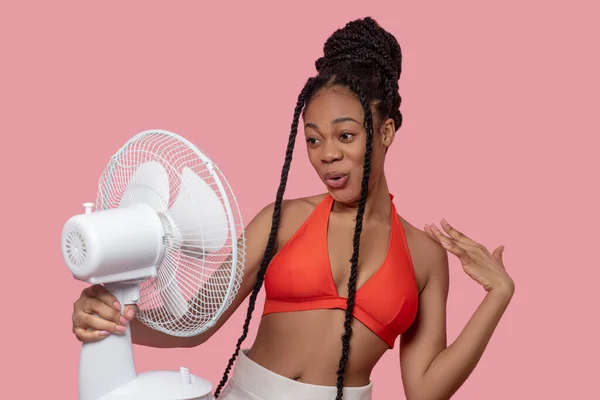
top-left (61, 203), bottom-right (165, 283)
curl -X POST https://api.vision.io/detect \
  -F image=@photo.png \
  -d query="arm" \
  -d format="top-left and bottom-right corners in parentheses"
top-left (130, 201), bottom-right (277, 348)
top-left (400, 235), bottom-right (514, 400)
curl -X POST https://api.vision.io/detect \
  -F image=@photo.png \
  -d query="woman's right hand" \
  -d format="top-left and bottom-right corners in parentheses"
top-left (72, 284), bottom-right (138, 343)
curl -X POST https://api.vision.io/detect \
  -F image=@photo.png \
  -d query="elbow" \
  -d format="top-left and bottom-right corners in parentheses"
top-left (405, 390), bottom-right (452, 400)
top-left (404, 386), bottom-right (445, 400)
top-left (405, 392), bottom-right (424, 400)
top-left (403, 379), bottom-right (428, 400)
top-left (403, 386), bottom-right (423, 400)
top-left (406, 394), bottom-right (435, 400)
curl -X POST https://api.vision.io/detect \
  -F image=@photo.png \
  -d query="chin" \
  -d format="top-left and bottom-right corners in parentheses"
top-left (327, 187), bottom-right (361, 205)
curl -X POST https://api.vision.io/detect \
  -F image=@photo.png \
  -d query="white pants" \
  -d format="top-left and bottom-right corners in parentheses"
top-left (216, 350), bottom-right (373, 400)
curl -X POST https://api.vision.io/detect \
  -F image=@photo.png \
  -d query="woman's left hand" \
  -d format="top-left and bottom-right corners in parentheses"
top-left (425, 219), bottom-right (515, 296)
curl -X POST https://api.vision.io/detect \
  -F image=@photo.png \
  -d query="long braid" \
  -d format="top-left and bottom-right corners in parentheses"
top-left (334, 77), bottom-right (375, 400)
top-left (215, 16), bottom-right (404, 400)
top-left (214, 76), bottom-right (317, 398)
top-left (318, 17), bottom-right (402, 400)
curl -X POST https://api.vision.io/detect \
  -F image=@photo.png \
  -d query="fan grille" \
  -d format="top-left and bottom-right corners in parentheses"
top-left (95, 130), bottom-right (246, 337)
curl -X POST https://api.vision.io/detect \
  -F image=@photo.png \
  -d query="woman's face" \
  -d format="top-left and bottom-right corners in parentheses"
top-left (302, 85), bottom-right (395, 204)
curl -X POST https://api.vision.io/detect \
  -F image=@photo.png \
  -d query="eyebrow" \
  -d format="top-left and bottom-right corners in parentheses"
top-left (305, 117), bottom-right (360, 131)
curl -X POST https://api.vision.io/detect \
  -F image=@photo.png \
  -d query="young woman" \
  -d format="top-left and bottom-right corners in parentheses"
top-left (71, 17), bottom-right (515, 400)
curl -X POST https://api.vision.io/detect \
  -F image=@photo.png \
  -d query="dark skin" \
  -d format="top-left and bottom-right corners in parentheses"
top-left (246, 85), bottom-right (433, 386)
top-left (72, 85), bottom-right (514, 399)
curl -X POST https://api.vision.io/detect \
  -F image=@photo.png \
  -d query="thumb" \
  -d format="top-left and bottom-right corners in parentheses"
top-left (124, 304), bottom-right (139, 321)
top-left (492, 245), bottom-right (505, 268)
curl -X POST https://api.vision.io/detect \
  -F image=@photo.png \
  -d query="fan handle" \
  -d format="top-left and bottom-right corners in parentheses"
top-left (78, 283), bottom-right (139, 400)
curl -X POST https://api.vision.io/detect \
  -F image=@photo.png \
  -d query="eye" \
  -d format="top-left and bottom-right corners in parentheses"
top-left (340, 132), bottom-right (354, 141)
top-left (306, 137), bottom-right (319, 145)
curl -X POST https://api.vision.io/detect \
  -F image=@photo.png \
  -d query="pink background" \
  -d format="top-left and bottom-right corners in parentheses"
top-left (1, 0), bottom-right (598, 398)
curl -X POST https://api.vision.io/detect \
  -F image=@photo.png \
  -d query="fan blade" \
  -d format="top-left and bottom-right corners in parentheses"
top-left (118, 161), bottom-right (170, 211)
top-left (159, 264), bottom-right (190, 319)
top-left (169, 167), bottom-right (229, 254)
top-left (158, 167), bottom-right (227, 319)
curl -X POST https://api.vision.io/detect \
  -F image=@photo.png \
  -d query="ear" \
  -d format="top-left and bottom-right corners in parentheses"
top-left (379, 117), bottom-right (396, 149)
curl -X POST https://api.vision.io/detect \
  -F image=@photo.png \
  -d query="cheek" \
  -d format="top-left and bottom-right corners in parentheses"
top-left (345, 143), bottom-right (365, 165)
top-left (306, 148), bottom-right (320, 167)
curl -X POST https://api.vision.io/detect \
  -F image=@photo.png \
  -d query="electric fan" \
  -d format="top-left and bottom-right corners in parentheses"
top-left (61, 129), bottom-right (246, 400)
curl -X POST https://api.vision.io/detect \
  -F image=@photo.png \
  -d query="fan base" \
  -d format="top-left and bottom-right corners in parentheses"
top-left (96, 369), bottom-right (214, 400)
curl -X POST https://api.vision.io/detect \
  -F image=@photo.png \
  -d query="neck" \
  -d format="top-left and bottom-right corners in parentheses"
top-left (332, 174), bottom-right (392, 222)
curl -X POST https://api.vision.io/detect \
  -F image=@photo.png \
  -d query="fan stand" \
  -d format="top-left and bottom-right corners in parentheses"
top-left (79, 282), bottom-right (214, 400)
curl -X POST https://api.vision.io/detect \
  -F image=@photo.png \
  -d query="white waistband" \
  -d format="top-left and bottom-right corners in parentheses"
top-left (218, 349), bottom-right (373, 400)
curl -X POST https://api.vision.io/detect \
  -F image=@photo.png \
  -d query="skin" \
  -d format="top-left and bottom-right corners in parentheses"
top-left (72, 85), bottom-right (515, 400)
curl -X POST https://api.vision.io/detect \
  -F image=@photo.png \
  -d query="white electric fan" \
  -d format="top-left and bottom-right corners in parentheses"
top-left (61, 129), bottom-right (246, 400)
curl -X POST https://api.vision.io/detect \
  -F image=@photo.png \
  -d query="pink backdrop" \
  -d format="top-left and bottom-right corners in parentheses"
top-left (1, 1), bottom-right (598, 398)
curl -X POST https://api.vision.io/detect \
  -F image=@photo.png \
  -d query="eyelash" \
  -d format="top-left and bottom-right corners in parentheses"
top-left (306, 132), bottom-right (355, 145)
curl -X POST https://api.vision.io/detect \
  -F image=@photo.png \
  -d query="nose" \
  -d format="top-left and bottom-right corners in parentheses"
top-left (321, 141), bottom-right (342, 163)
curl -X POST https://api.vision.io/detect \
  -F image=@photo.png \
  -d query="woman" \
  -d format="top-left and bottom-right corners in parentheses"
top-left (71, 17), bottom-right (515, 400)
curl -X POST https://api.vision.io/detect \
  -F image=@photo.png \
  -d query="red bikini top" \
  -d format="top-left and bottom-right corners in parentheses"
top-left (262, 193), bottom-right (419, 348)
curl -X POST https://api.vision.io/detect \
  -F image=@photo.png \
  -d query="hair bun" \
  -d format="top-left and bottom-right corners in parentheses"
top-left (315, 17), bottom-right (401, 82)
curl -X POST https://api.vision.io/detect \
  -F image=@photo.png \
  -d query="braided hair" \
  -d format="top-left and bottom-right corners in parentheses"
top-left (213, 17), bottom-right (403, 399)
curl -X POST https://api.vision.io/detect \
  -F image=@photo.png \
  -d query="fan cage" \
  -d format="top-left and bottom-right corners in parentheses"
top-left (95, 130), bottom-right (246, 337)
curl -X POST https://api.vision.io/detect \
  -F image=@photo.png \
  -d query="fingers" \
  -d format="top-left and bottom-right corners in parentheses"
top-left (440, 219), bottom-right (478, 246)
top-left (73, 284), bottom-right (134, 343)
top-left (425, 224), bottom-right (462, 253)
top-left (431, 221), bottom-right (490, 255)
top-left (492, 245), bottom-right (506, 268)
top-left (73, 311), bottom-right (126, 336)
top-left (84, 284), bottom-right (121, 310)
top-left (73, 327), bottom-right (111, 343)
top-left (424, 223), bottom-right (454, 247)
top-left (82, 297), bottom-right (126, 326)
top-left (123, 304), bottom-right (138, 321)
top-left (425, 223), bottom-right (473, 264)
top-left (83, 284), bottom-right (139, 320)
top-left (426, 222), bottom-right (504, 269)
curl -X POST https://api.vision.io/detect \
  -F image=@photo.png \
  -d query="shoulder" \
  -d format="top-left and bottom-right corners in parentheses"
top-left (252, 193), bottom-right (326, 222)
top-left (396, 214), bottom-right (449, 294)
top-left (249, 193), bottom-right (328, 249)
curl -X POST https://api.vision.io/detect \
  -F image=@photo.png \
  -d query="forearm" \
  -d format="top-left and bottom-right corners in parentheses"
top-left (418, 288), bottom-right (514, 400)
top-left (130, 318), bottom-right (198, 348)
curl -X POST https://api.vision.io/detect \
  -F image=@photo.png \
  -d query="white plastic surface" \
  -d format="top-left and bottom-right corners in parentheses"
top-left (170, 167), bottom-right (229, 254)
top-left (84, 202), bottom-right (94, 214)
top-left (78, 284), bottom-right (214, 400)
top-left (161, 166), bottom-right (231, 318)
top-left (78, 284), bottom-right (137, 399)
top-left (63, 129), bottom-right (246, 399)
top-left (98, 370), bottom-right (213, 400)
top-left (118, 161), bottom-right (170, 212)
top-left (61, 203), bottom-right (165, 283)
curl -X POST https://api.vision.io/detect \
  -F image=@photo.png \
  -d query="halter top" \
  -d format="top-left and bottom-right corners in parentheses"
top-left (261, 194), bottom-right (419, 348)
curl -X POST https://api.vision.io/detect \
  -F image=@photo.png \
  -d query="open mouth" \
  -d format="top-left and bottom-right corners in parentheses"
top-left (324, 172), bottom-right (349, 188)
